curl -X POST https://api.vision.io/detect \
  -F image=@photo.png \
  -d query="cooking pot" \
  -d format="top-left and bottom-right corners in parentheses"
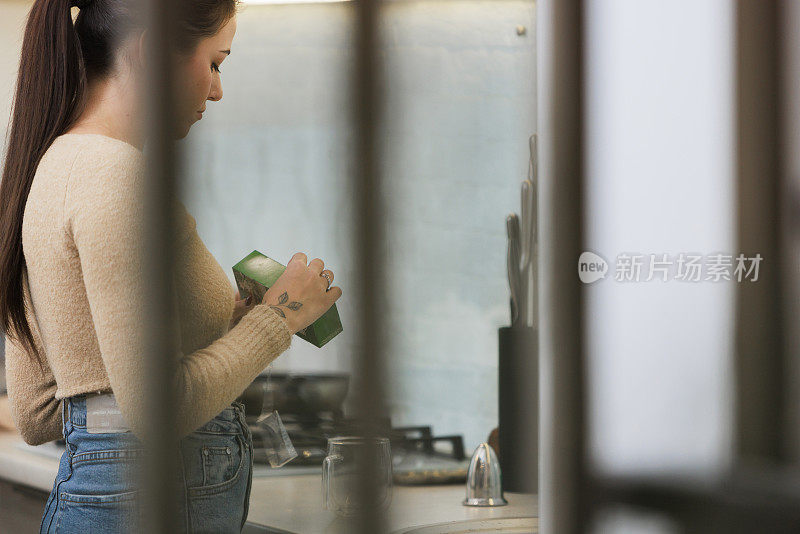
top-left (236, 372), bottom-right (350, 418)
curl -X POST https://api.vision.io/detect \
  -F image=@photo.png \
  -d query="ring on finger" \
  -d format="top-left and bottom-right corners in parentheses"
top-left (320, 271), bottom-right (333, 290)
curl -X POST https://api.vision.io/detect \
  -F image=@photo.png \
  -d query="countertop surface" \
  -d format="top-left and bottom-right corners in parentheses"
top-left (0, 431), bottom-right (538, 533)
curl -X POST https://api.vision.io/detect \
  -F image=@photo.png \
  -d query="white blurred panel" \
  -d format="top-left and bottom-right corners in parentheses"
top-left (585, 0), bottom-right (735, 475)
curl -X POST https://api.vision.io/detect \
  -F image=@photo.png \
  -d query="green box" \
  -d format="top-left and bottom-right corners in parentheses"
top-left (233, 250), bottom-right (343, 348)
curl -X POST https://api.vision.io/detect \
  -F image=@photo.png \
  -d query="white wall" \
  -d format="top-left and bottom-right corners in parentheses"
top-left (0, 1), bottom-right (28, 135)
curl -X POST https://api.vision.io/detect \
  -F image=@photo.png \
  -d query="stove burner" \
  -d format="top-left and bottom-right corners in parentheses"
top-left (248, 415), bottom-right (465, 467)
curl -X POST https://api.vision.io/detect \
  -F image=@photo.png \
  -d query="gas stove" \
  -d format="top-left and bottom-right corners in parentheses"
top-left (246, 411), bottom-right (470, 485)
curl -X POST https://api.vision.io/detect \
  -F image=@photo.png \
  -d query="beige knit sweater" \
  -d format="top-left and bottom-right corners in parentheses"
top-left (5, 133), bottom-right (292, 445)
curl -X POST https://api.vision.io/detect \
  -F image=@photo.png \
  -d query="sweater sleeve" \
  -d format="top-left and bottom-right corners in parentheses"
top-left (4, 271), bottom-right (63, 445)
top-left (64, 143), bottom-right (292, 439)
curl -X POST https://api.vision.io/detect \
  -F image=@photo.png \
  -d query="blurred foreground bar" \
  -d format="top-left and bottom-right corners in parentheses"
top-left (546, 0), bottom-right (588, 532)
top-left (352, 0), bottom-right (390, 531)
top-left (733, 0), bottom-right (788, 464)
top-left (141, 0), bottom-right (181, 531)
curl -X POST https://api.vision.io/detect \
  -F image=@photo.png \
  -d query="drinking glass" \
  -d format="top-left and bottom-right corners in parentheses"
top-left (322, 436), bottom-right (392, 517)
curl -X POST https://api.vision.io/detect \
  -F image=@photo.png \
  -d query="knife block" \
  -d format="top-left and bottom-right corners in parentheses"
top-left (498, 325), bottom-right (538, 494)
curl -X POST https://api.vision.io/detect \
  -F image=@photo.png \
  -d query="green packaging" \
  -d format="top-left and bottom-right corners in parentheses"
top-left (233, 250), bottom-right (343, 348)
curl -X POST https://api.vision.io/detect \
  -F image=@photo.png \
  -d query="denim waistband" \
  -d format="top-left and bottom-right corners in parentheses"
top-left (65, 394), bottom-right (243, 428)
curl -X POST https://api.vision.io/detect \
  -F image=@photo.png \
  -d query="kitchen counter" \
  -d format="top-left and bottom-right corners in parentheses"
top-left (244, 475), bottom-right (536, 533)
top-left (0, 432), bottom-right (537, 533)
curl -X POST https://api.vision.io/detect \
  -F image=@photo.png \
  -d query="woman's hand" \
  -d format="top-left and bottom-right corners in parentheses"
top-left (229, 290), bottom-right (256, 331)
top-left (261, 252), bottom-right (343, 335)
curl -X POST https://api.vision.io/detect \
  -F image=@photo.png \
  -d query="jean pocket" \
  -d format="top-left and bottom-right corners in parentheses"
top-left (54, 490), bottom-right (140, 534)
top-left (183, 433), bottom-right (246, 496)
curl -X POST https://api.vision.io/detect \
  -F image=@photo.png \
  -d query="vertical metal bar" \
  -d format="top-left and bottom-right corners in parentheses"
top-left (781, 0), bottom-right (800, 461)
top-left (352, 0), bottom-right (388, 531)
top-left (734, 0), bottom-right (787, 463)
top-left (142, 0), bottom-right (180, 531)
top-left (547, 0), bottom-right (587, 532)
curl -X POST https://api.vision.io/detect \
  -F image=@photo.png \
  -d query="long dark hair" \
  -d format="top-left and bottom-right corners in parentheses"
top-left (0, 0), bottom-right (238, 367)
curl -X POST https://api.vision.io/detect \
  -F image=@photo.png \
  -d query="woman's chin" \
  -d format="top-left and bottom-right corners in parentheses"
top-left (173, 121), bottom-right (192, 140)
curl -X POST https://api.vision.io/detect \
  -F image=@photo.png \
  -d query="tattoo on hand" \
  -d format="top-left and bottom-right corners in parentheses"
top-left (270, 291), bottom-right (303, 318)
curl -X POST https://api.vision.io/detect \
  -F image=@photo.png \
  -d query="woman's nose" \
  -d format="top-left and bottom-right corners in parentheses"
top-left (208, 78), bottom-right (223, 102)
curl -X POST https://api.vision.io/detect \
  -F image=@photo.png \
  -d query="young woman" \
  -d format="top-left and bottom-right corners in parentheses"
top-left (0, 0), bottom-right (342, 531)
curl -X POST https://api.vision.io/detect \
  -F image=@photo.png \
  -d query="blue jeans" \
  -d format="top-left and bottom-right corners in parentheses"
top-left (39, 395), bottom-right (254, 533)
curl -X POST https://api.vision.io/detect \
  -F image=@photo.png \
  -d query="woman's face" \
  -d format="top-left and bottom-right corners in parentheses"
top-left (172, 15), bottom-right (237, 139)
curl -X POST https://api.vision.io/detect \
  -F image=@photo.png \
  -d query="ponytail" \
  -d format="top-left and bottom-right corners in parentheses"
top-left (0, 0), bottom-right (87, 367)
